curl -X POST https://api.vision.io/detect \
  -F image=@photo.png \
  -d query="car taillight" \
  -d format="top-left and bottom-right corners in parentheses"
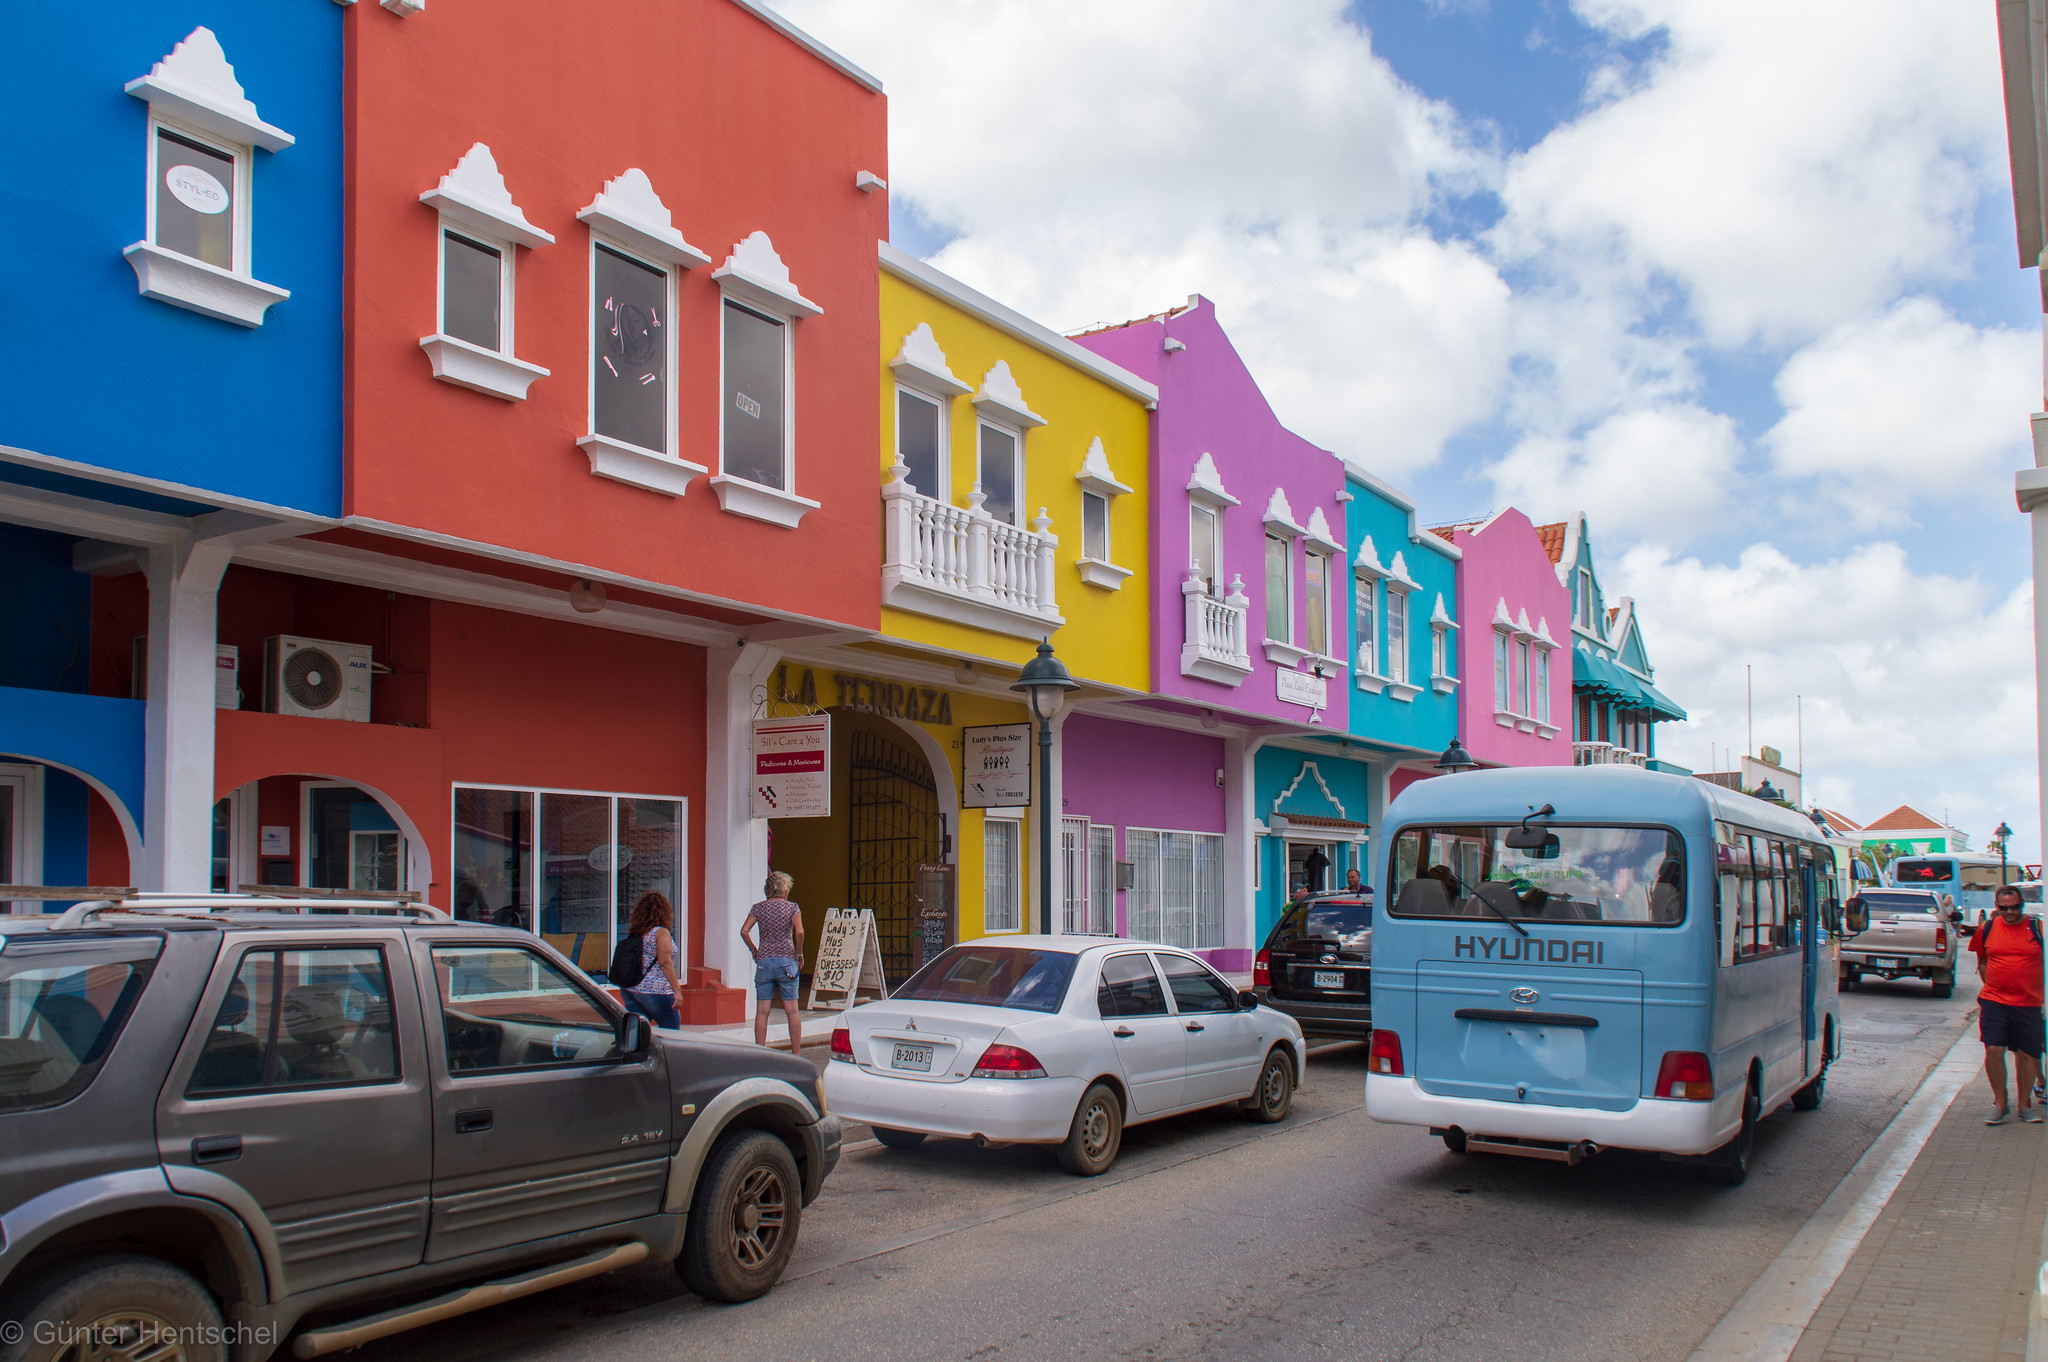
top-left (970, 1043), bottom-right (1047, 1079)
top-left (1936, 924), bottom-right (1948, 952)
top-left (1367, 1029), bottom-right (1403, 1077)
top-left (1654, 1051), bottom-right (1715, 1100)
top-left (829, 1027), bottom-right (853, 1062)
top-left (1254, 948), bottom-right (1271, 988)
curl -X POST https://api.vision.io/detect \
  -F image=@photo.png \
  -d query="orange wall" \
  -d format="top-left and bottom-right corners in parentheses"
top-left (344, 0), bottom-right (887, 630)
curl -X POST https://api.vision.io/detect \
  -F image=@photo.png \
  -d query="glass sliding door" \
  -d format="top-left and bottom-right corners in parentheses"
top-left (453, 787), bottom-right (533, 928)
top-left (541, 793), bottom-right (611, 974)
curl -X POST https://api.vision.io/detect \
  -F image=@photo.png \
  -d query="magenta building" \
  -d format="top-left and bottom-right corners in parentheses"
top-left (1428, 508), bottom-right (1572, 769)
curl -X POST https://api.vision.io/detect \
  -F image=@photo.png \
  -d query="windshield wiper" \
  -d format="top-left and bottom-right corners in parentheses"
top-left (1473, 888), bottom-right (1529, 938)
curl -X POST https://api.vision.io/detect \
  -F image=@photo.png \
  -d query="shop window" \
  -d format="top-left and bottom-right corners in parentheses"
top-left (592, 241), bottom-right (674, 457)
top-left (984, 818), bottom-right (1022, 932)
top-left (1088, 825), bottom-right (1116, 935)
top-left (153, 127), bottom-right (238, 270)
top-left (303, 784), bottom-right (406, 895)
top-left (0, 764), bottom-right (42, 911)
top-left (1264, 534), bottom-right (1291, 643)
top-left (897, 387), bottom-right (947, 499)
top-left (1126, 829), bottom-right (1224, 950)
top-left (1061, 817), bottom-right (1091, 935)
top-left (451, 785), bottom-right (685, 979)
top-left (978, 422), bottom-right (1022, 528)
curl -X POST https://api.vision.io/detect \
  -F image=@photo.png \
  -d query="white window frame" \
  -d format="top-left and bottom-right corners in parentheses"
top-left (1355, 577), bottom-right (1379, 682)
top-left (146, 118), bottom-right (249, 273)
top-left (983, 817), bottom-right (1024, 933)
top-left (1081, 490), bottom-right (1112, 568)
top-left (1087, 824), bottom-right (1116, 935)
top-left (1263, 532), bottom-right (1293, 645)
top-left (1190, 503), bottom-right (1223, 598)
top-left (1126, 827), bottom-right (1226, 951)
top-left (438, 224), bottom-right (513, 351)
top-left (718, 296), bottom-right (797, 491)
top-left (1494, 629), bottom-right (1512, 715)
top-left (1535, 646), bottom-right (1553, 729)
top-left (708, 231), bottom-right (822, 528)
top-left (419, 218), bottom-right (553, 404)
top-left (1516, 639), bottom-right (1532, 716)
top-left (1304, 548), bottom-right (1334, 660)
top-left (894, 382), bottom-right (952, 502)
top-left (0, 763), bottom-right (46, 912)
top-left (1074, 437), bottom-right (1135, 591)
top-left (975, 418), bottom-right (1028, 528)
top-left (299, 781), bottom-right (410, 894)
top-left (1384, 584), bottom-right (1413, 694)
top-left (1061, 816), bottom-right (1091, 935)
top-left (1431, 624), bottom-right (1447, 681)
top-left (591, 238), bottom-right (678, 454)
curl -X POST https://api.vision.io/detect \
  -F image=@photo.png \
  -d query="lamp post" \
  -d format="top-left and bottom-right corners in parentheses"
top-left (1434, 737), bottom-right (1477, 774)
top-left (1755, 779), bottom-right (1782, 804)
top-left (1996, 821), bottom-right (2015, 887)
top-left (1012, 641), bottom-right (1078, 936)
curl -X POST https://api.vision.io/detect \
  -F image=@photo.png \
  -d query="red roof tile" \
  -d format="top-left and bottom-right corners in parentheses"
top-left (1427, 525), bottom-right (1456, 543)
top-left (1861, 804), bottom-right (1945, 832)
top-left (1815, 807), bottom-right (1863, 834)
top-left (1534, 521), bottom-right (1567, 563)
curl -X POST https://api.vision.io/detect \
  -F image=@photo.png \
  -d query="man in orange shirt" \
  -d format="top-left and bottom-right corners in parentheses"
top-left (1970, 885), bottom-right (2045, 1125)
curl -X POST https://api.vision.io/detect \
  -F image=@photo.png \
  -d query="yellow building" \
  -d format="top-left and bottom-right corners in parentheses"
top-left (757, 244), bottom-right (1156, 982)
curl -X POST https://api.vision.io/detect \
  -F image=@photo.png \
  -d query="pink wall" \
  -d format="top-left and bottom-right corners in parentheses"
top-left (1063, 714), bottom-right (1225, 834)
top-left (1444, 509), bottom-right (1572, 768)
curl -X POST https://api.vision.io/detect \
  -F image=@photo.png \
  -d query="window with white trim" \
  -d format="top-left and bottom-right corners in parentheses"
top-left (1494, 631), bottom-right (1510, 711)
top-left (984, 818), bottom-right (1022, 932)
top-left (978, 421), bottom-right (1023, 527)
top-left (722, 299), bottom-right (789, 490)
top-left (1535, 649), bottom-right (1551, 724)
top-left (1082, 491), bottom-right (1111, 563)
top-left (1305, 550), bottom-right (1331, 657)
top-left (592, 241), bottom-right (675, 456)
top-left (896, 386), bottom-right (948, 500)
top-left (152, 126), bottom-right (240, 271)
top-left (1126, 829), bottom-right (1225, 950)
top-left (1356, 578), bottom-right (1377, 675)
top-left (1431, 623), bottom-right (1448, 679)
top-left (1516, 639), bottom-right (1532, 715)
top-left (1088, 825), bottom-right (1116, 935)
top-left (1264, 534), bottom-right (1292, 643)
top-left (1386, 587), bottom-right (1409, 684)
top-left (440, 229), bottom-right (508, 353)
top-left (1191, 505), bottom-right (1222, 597)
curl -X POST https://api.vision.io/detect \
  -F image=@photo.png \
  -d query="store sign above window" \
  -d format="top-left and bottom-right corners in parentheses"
top-left (1276, 668), bottom-right (1328, 710)
top-left (963, 723), bottom-right (1032, 808)
top-left (775, 665), bottom-right (955, 726)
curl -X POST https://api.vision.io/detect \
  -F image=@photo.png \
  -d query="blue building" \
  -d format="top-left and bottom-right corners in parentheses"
top-left (0, 3), bottom-right (343, 898)
top-left (1543, 513), bottom-right (1689, 773)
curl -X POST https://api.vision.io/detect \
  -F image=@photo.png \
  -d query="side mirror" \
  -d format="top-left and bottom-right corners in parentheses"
top-left (619, 1011), bottom-right (652, 1059)
top-left (1844, 897), bottom-right (1868, 934)
top-left (1238, 990), bottom-right (1260, 1010)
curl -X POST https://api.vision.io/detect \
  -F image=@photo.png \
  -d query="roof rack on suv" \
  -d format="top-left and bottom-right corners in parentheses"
top-left (45, 893), bottom-right (453, 932)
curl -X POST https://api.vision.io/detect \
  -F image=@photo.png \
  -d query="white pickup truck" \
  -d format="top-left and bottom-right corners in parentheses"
top-left (1839, 887), bottom-right (1962, 998)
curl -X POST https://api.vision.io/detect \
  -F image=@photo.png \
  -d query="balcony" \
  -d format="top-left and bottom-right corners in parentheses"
top-left (1573, 741), bottom-right (1647, 767)
top-left (1181, 571), bottom-right (1252, 685)
top-left (881, 471), bottom-right (1063, 638)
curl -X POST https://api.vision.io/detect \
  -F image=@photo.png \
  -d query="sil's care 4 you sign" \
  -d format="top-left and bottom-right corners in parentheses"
top-left (751, 715), bottom-right (830, 818)
top-left (963, 722), bottom-right (1032, 807)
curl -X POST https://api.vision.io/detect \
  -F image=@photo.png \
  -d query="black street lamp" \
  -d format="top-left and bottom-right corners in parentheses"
top-left (1012, 641), bottom-right (1078, 936)
top-left (1755, 779), bottom-right (1782, 803)
top-left (1996, 821), bottom-right (2015, 887)
top-left (1434, 737), bottom-right (1477, 774)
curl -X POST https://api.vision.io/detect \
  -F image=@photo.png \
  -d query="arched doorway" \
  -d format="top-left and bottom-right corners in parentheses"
top-left (213, 774), bottom-right (432, 897)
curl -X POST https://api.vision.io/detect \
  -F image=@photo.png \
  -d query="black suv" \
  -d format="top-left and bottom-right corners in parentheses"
top-left (1252, 891), bottom-right (1372, 1040)
top-left (0, 896), bottom-right (839, 1362)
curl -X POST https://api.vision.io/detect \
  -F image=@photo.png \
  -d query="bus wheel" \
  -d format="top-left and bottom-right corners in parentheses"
top-left (1791, 1054), bottom-right (1827, 1112)
top-left (1839, 970), bottom-right (1858, 990)
top-left (1703, 1080), bottom-right (1760, 1186)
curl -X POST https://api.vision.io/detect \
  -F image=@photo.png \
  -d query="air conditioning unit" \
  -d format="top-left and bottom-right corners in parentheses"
top-left (264, 635), bottom-right (373, 722)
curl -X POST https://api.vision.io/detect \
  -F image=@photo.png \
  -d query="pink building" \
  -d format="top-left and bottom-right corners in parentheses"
top-left (1428, 509), bottom-right (1571, 769)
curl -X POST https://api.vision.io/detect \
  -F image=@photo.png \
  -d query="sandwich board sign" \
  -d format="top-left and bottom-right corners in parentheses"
top-left (807, 907), bottom-right (888, 1010)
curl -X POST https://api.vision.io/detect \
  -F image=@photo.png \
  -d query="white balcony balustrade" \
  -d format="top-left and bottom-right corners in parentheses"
top-left (1573, 741), bottom-right (1647, 767)
top-left (1180, 570), bottom-right (1252, 685)
top-left (881, 460), bottom-right (1063, 638)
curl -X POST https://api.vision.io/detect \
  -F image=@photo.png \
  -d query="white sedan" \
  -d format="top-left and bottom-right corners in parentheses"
top-left (824, 935), bottom-right (1307, 1175)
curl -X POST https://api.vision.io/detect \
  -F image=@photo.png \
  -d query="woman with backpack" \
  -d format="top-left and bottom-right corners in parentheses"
top-left (612, 890), bottom-right (683, 1029)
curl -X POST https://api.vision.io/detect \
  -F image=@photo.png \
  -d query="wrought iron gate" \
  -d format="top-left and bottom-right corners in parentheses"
top-left (848, 729), bottom-right (942, 981)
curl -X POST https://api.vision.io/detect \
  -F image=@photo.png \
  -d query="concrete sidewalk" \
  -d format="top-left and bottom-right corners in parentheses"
top-left (671, 1007), bottom-right (841, 1053)
top-left (1786, 1044), bottom-right (2048, 1362)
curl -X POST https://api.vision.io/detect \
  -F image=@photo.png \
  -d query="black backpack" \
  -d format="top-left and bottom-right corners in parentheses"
top-left (608, 932), bottom-right (647, 989)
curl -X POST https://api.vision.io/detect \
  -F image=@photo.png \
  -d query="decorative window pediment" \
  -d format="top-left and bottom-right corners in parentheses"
top-left (1491, 596), bottom-right (1516, 630)
top-left (1354, 535), bottom-right (1388, 580)
top-left (1430, 593), bottom-right (1457, 629)
top-left (712, 231), bottom-right (821, 318)
top-left (1075, 437), bottom-right (1131, 496)
top-left (1532, 617), bottom-right (1559, 649)
top-left (890, 322), bottom-right (970, 396)
top-left (421, 144), bottom-right (553, 248)
top-left (1187, 452), bottom-right (1240, 508)
top-left (1262, 487), bottom-right (1305, 537)
top-left (971, 360), bottom-right (1046, 429)
top-left (578, 169), bottom-right (708, 268)
top-left (126, 27), bottom-right (293, 151)
top-left (1303, 506), bottom-right (1343, 555)
top-left (1385, 550), bottom-right (1420, 592)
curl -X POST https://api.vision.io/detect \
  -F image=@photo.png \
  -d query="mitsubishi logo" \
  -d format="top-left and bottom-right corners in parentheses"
top-left (1509, 987), bottom-right (1539, 1005)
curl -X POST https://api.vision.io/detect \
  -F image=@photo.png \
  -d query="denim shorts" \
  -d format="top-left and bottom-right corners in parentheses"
top-left (755, 955), bottom-right (800, 1002)
top-left (622, 989), bottom-right (680, 1029)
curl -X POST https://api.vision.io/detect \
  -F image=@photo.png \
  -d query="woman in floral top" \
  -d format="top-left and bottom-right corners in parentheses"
top-left (742, 871), bottom-right (808, 1051)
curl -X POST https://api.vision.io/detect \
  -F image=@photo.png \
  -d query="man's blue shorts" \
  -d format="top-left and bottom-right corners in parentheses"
top-left (1982, 998), bottom-right (2046, 1058)
top-left (755, 955), bottom-right (800, 1002)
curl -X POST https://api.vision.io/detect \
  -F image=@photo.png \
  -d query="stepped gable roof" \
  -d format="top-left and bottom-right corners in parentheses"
top-left (1862, 804), bottom-right (1945, 832)
top-left (1815, 807), bottom-right (1863, 834)
top-left (1534, 521), bottom-right (1568, 563)
top-left (1068, 297), bottom-right (1199, 339)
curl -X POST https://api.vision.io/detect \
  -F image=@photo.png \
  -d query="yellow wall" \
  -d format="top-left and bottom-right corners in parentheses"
top-left (877, 273), bottom-right (1153, 694)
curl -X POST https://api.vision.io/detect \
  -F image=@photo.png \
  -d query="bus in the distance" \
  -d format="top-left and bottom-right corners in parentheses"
top-left (1364, 766), bottom-right (1844, 1187)
top-left (1887, 853), bottom-right (2037, 927)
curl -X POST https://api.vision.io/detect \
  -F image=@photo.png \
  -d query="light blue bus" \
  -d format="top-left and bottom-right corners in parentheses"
top-left (1364, 766), bottom-right (1842, 1186)
top-left (1886, 852), bottom-right (2036, 927)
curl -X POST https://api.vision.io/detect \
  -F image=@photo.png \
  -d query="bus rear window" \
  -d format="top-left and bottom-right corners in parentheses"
top-left (1389, 826), bottom-right (1684, 925)
top-left (1892, 860), bottom-right (1950, 883)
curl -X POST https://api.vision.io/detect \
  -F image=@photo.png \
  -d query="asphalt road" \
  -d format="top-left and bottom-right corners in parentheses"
top-left (348, 977), bottom-right (1977, 1362)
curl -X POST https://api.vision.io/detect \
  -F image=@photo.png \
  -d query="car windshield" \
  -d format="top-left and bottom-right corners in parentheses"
top-left (893, 946), bottom-right (1077, 1013)
top-left (1892, 860), bottom-right (1952, 883)
top-left (1272, 898), bottom-right (1371, 950)
top-left (1389, 825), bottom-right (1685, 925)
top-left (0, 935), bottom-right (160, 1112)
top-left (1858, 892), bottom-right (1938, 917)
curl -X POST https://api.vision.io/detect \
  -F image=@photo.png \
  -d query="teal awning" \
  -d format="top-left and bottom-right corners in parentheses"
top-left (1635, 679), bottom-right (1688, 722)
top-left (1572, 647), bottom-right (1687, 721)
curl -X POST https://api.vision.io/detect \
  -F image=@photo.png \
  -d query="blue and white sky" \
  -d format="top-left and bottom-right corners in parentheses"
top-left (775, 0), bottom-right (2045, 858)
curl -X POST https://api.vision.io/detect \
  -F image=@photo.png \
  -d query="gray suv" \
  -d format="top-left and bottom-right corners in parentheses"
top-left (0, 896), bottom-right (840, 1362)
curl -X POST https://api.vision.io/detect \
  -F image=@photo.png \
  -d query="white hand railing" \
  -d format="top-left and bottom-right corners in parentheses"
top-left (1180, 570), bottom-right (1252, 683)
top-left (881, 461), bottom-right (1061, 633)
top-left (1573, 741), bottom-right (1648, 767)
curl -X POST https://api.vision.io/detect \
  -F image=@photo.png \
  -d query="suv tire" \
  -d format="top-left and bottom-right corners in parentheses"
top-left (1243, 1049), bottom-right (1294, 1124)
top-left (0, 1255), bottom-right (225, 1362)
top-left (1930, 973), bottom-right (1954, 1000)
top-left (679, 1130), bottom-right (802, 1303)
top-left (871, 1126), bottom-right (926, 1150)
top-left (1056, 1082), bottom-right (1123, 1176)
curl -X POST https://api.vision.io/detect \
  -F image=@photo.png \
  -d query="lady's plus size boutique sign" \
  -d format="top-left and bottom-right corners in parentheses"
top-left (963, 723), bottom-right (1032, 807)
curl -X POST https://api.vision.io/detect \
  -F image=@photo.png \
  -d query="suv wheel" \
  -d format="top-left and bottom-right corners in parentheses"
top-left (1056, 1082), bottom-right (1123, 1176)
top-left (1243, 1049), bottom-right (1294, 1124)
top-left (679, 1130), bottom-right (801, 1302)
top-left (0, 1256), bottom-right (224, 1362)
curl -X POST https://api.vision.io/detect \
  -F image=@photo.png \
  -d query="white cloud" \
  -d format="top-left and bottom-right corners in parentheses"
top-left (772, 0), bottom-right (1513, 474)
top-left (1764, 298), bottom-right (2038, 528)
top-left (1612, 542), bottom-right (2041, 859)
top-left (1483, 403), bottom-right (1741, 544)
